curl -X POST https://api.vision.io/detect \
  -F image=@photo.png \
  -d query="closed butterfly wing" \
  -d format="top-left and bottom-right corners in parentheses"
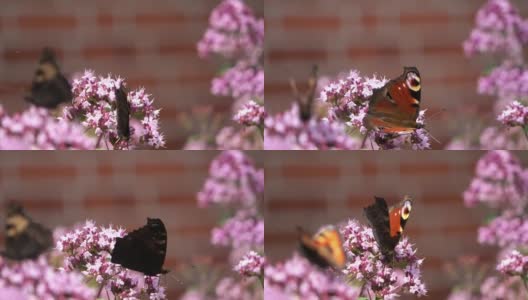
top-left (364, 67), bottom-right (422, 134)
top-left (298, 226), bottom-right (346, 269)
top-left (2, 203), bottom-right (53, 260)
top-left (25, 48), bottom-right (72, 109)
top-left (115, 86), bottom-right (130, 141)
top-left (111, 218), bottom-right (168, 276)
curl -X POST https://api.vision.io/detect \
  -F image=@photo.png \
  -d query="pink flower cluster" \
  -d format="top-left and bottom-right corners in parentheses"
top-left (497, 250), bottom-right (528, 276)
top-left (233, 100), bottom-right (265, 127)
top-left (452, 150), bottom-right (528, 298)
top-left (234, 251), bottom-right (265, 277)
top-left (197, 150), bottom-right (264, 208)
top-left (0, 256), bottom-right (95, 300)
top-left (463, 0), bottom-right (528, 61)
top-left (212, 61), bottom-right (264, 102)
top-left (197, 0), bottom-right (263, 60)
top-left (463, 150), bottom-right (528, 210)
top-left (478, 214), bottom-right (528, 247)
top-left (264, 103), bottom-right (362, 150)
top-left (211, 208), bottom-right (264, 250)
top-left (56, 220), bottom-right (167, 300)
top-left (0, 105), bottom-right (95, 150)
top-left (194, 0), bottom-right (265, 150)
top-left (341, 220), bottom-right (427, 298)
top-left (498, 101), bottom-right (528, 127)
top-left (265, 254), bottom-right (360, 300)
top-left (70, 70), bottom-right (165, 149)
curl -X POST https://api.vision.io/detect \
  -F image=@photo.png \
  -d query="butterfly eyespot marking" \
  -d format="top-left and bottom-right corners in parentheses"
top-left (401, 200), bottom-right (412, 220)
top-left (406, 72), bottom-right (421, 92)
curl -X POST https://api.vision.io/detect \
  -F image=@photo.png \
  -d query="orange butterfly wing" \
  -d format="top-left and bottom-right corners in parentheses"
top-left (298, 227), bottom-right (346, 269)
top-left (388, 206), bottom-right (402, 238)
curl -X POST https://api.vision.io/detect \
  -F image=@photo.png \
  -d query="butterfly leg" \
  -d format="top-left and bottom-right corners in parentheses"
top-left (361, 130), bottom-right (371, 149)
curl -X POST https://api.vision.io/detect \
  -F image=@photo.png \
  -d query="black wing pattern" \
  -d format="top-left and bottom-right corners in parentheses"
top-left (111, 218), bottom-right (168, 276)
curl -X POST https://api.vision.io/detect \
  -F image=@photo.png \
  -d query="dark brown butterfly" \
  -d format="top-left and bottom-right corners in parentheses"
top-left (111, 218), bottom-right (169, 276)
top-left (364, 196), bottom-right (413, 262)
top-left (115, 86), bottom-right (130, 141)
top-left (290, 65), bottom-right (318, 122)
top-left (362, 67), bottom-right (422, 147)
top-left (297, 225), bottom-right (346, 269)
top-left (25, 48), bottom-right (72, 109)
top-left (2, 202), bottom-right (53, 260)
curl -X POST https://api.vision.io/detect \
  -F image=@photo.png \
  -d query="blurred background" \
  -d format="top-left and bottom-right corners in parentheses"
top-left (264, 151), bottom-right (528, 299)
top-left (0, 151), bottom-right (264, 298)
top-left (265, 0), bottom-right (528, 149)
top-left (0, 0), bottom-right (263, 149)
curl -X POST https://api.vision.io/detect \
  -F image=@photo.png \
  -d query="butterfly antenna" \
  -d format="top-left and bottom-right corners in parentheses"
top-left (426, 108), bottom-right (447, 121)
top-left (423, 128), bottom-right (440, 144)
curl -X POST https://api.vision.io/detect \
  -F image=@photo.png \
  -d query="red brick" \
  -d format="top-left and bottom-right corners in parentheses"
top-left (360, 162), bottom-right (378, 176)
top-left (171, 225), bottom-right (212, 237)
top-left (96, 164), bottom-right (113, 176)
top-left (18, 165), bottom-right (76, 179)
top-left (135, 13), bottom-right (185, 25)
top-left (267, 198), bottom-right (327, 211)
top-left (159, 44), bottom-right (196, 56)
top-left (135, 163), bottom-right (185, 175)
top-left (82, 46), bottom-right (136, 59)
top-left (281, 165), bottom-right (340, 178)
top-left (399, 163), bottom-right (450, 175)
top-left (347, 47), bottom-right (399, 58)
top-left (3, 48), bottom-right (64, 61)
top-left (84, 195), bottom-right (135, 208)
top-left (158, 194), bottom-right (197, 206)
top-left (361, 15), bottom-right (378, 27)
top-left (18, 15), bottom-right (77, 29)
top-left (282, 16), bottom-right (341, 30)
top-left (7, 198), bottom-right (64, 211)
top-left (97, 14), bottom-right (113, 27)
top-left (267, 49), bottom-right (328, 61)
top-left (399, 13), bottom-right (450, 25)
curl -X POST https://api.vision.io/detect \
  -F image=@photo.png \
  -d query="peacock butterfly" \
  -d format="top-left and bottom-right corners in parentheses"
top-left (362, 67), bottom-right (423, 146)
top-left (25, 48), bottom-right (73, 109)
top-left (2, 202), bottom-right (53, 260)
top-left (111, 218), bottom-right (169, 276)
top-left (364, 196), bottom-right (413, 262)
top-left (297, 225), bottom-right (346, 269)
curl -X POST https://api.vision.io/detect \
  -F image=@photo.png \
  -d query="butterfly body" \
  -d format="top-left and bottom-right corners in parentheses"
top-left (364, 196), bottom-right (412, 262)
top-left (115, 86), bottom-right (131, 141)
top-left (111, 218), bottom-right (168, 276)
top-left (364, 67), bottom-right (422, 134)
top-left (2, 202), bottom-right (53, 260)
top-left (25, 48), bottom-right (72, 109)
top-left (297, 225), bottom-right (346, 269)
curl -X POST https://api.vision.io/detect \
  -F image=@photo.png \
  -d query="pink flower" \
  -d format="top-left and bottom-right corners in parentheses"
top-left (498, 101), bottom-right (528, 126)
top-left (497, 250), bottom-right (528, 276)
top-left (233, 100), bottom-right (266, 127)
top-left (71, 70), bottom-right (165, 149)
top-left (234, 251), bottom-right (265, 277)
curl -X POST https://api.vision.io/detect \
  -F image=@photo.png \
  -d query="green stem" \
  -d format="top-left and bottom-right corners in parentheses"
top-left (522, 276), bottom-right (528, 293)
top-left (522, 125), bottom-right (528, 143)
top-left (257, 124), bottom-right (264, 140)
top-left (258, 275), bottom-right (264, 288)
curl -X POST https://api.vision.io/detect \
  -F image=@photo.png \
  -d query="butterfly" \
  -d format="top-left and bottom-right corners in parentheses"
top-left (111, 218), bottom-right (169, 276)
top-left (362, 67), bottom-right (422, 145)
top-left (25, 48), bottom-right (73, 109)
top-left (2, 202), bottom-right (53, 260)
top-left (364, 196), bottom-right (413, 262)
top-left (115, 86), bottom-right (130, 141)
top-left (290, 65), bottom-right (318, 122)
top-left (297, 225), bottom-right (346, 269)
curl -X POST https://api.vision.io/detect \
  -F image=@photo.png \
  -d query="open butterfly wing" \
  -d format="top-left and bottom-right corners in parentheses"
top-left (365, 68), bottom-right (421, 133)
top-left (3, 204), bottom-right (53, 260)
top-left (111, 218), bottom-right (167, 276)
top-left (26, 48), bottom-right (72, 108)
top-left (298, 226), bottom-right (346, 269)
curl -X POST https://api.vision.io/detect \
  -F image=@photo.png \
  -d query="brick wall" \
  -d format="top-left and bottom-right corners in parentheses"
top-left (0, 0), bottom-right (263, 149)
top-left (264, 151), bottom-right (528, 299)
top-left (265, 0), bottom-right (528, 149)
top-left (0, 150), bottom-right (264, 297)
